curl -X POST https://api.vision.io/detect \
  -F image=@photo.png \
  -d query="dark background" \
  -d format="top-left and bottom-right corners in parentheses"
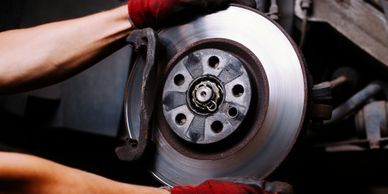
top-left (1, 1), bottom-right (388, 194)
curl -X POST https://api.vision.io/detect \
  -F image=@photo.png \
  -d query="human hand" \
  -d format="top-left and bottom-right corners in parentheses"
top-left (127, 0), bottom-right (256, 29)
top-left (170, 179), bottom-right (293, 194)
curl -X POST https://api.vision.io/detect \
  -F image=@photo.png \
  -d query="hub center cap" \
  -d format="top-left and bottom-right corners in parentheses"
top-left (189, 76), bottom-right (224, 115)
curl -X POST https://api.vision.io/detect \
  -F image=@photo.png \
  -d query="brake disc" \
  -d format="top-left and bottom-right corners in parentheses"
top-left (150, 5), bottom-right (308, 186)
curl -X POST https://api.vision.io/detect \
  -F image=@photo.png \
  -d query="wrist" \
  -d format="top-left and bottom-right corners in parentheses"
top-left (114, 181), bottom-right (171, 194)
top-left (112, 5), bottom-right (135, 30)
top-left (159, 188), bottom-right (171, 194)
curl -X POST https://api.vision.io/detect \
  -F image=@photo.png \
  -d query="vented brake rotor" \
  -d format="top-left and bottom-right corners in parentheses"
top-left (150, 5), bottom-right (308, 186)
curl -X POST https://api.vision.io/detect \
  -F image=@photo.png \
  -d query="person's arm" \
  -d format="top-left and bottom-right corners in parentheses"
top-left (0, 152), bottom-right (168, 194)
top-left (0, 5), bottom-right (132, 94)
top-left (0, 0), bottom-right (254, 94)
top-left (0, 152), bottom-right (292, 194)
top-left (0, 152), bottom-right (288, 194)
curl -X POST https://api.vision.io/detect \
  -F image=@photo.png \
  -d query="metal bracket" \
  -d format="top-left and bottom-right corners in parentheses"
top-left (295, 0), bottom-right (388, 68)
top-left (115, 28), bottom-right (159, 162)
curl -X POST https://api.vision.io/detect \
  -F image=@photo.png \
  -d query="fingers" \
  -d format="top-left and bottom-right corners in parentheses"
top-left (129, 0), bottom-right (233, 29)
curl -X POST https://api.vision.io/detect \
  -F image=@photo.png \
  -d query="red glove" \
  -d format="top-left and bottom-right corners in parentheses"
top-left (170, 180), bottom-right (274, 194)
top-left (127, 0), bottom-right (231, 29)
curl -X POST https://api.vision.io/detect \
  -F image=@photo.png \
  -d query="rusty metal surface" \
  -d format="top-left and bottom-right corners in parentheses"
top-left (116, 29), bottom-right (159, 162)
top-left (295, 0), bottom-right (388, 68)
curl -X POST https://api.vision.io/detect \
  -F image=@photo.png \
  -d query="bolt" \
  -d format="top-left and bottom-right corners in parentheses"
top-left (196, 86), bottom-right (213, 103)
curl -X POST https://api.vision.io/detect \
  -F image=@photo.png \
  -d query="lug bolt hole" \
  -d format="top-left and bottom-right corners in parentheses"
top-left (232, 84), bottom-right (244, 97)
top-left (211, 121), bottom-right (223, 133)
top-left (175, 114), bottom-right (187, 125)
top-left (228, 107), bottom-right (238, 118)
top-left (174, 74), bottom-right (185, 86)
top-left (208, 56), bottom-right (220, 68)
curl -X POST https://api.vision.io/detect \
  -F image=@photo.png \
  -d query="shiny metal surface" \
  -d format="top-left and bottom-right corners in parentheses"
top-left (152, 6), bottom-right (307, 186)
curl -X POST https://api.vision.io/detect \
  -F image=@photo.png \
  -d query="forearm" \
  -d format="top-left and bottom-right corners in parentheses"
top-left (0, 5), bottom-right (133, 94)
top-left (0, 152), bottom-right (168, 194)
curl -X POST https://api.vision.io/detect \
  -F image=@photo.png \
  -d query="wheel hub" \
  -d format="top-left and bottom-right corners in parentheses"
top-left (162, 49), bottom-right (252, 144)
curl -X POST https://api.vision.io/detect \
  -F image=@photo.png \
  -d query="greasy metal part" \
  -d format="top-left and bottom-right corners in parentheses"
top-left (188, 77), bottom-right (223, 114)
top-left (152, 5), bottom-right (308, 186)
top-left (330, 76), bottom-right (348, 88)
top-left (311, 74), bottom-right (353, 121)
top-left (162, 49), bottom-right (252, 144)
top-left (313, 75), bottom-right (349, 101)
top-left (331, 67), bottom-right (359, 90)
top-left (325, 83), bottom-right (382, 125)
top-left (295, 0), bottom-right (388, 67)
top-left (311, 81), bottom-right (333, 120)
top-left (320, 101), bottom-right (388, 151)
top-left (115, 28), bottom-right (159, 162)
top-left (316, 136), bottom-right (388, 152)
top-left (312, 82), bottom-right (332, 101)
top-left (314, 81), bottom-right (388, 152)
top-left (355, 101), bottom-right (388, 149)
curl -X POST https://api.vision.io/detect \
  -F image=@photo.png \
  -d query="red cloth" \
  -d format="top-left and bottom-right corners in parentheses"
top-left (127, 0), bottom-right (229, 28)
top-left (128, 0), bottom-right (176, 28)
top-left (171, 180), bottom-right (273, 194)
